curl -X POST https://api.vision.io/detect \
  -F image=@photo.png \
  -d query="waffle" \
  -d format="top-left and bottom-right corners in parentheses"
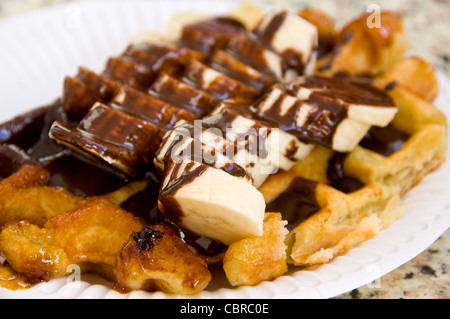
top-left (0, 3), bottom-right (447, 294)
top-left (257, 57), bottom-right (447, 268)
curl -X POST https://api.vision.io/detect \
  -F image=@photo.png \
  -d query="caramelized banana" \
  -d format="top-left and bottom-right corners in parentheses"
top-left (114, 223), bottom-right (211, 294)
top-left (0, 201), bottom-right (144, 283)
top-left (317, 11), bottom-right (409, 76)
top-left (0, 164), bottom-right (147, 229)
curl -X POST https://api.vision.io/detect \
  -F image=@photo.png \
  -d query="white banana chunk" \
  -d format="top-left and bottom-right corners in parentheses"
top-left (158, 159), bottom-right (265, 245)
top-left (227, 35), bottom-right (285, 81)
top-left (253, 9), bottom-right (318, 78)
top-left (211, 102), bottom-right (314, 171)
top-left (208, 49), bottom-right (275, 92)
top-left (154, 127), bottom-right (253, 184)
top-left (172, 120), bottom-right (277, 188)
top-left (254, 84), bottom-right (356, 151)
top-left (332, 119), bottom-right (371, 152)
top-left (289, 75), bottom-right (398, 127)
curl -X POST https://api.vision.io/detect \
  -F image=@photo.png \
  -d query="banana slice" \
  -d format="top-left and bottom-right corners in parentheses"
top-left (208, 49), bottom-right (275, 93)
top-left (255, 84), bottom-right (362, 152)
top-left (227, 34), bottom-right (284, 81)
top-left (154, 126), bottom-right (252, 184)
top-left (253, 9), bottom-right (318, 78)
top-left (158, 159), bottom-right (265, 245)
top-left (186, 120), bottom-right (279, 187)
top-left (254, 78), bottom-right (396, 152)
top-left (331, 118), bottom-right (371, 152)
top-left (289, 75), bottom-right (398, 127)
top-left (182, 59), bottom-right (260, 101)
top-left (149, 73), bottom-right (219, 117)
top-left (50, 103), bottom-right (161, 176)
top-left (210, 102), bottom-right (314, 171)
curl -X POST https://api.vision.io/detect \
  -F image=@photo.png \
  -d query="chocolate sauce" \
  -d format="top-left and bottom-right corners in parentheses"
top-left (0, 102), bottom-right (133, 196)
top-left (265, 177), bottom-right (320, 231)
top-left (208, 50), bottom-right (275, 92)
top-left (120, 171), bottom-right (162, 222)
top-left (182, 59), bottom-right (259, 101)
top-left (316, 33), bottom-right (336, 59)
top-left (123, 43), bottom-right (195, 79)
top-left (27, 100), bottom-right (73, 159)
top-left (0, 144), bottom-right (36, 179)
top-left (62, 67), bottom-right (122, 117)
top-left (226, 35), bottom-right (280, 80)
top-left (133, 227), bottom-right (164, 251)
top-left (179, 17), bottom-right (247, 54)
top-left (77, 67), bottom-right (122, 102)
top-left (158, 161), bottom-right (207, 222)
top-left (300, 75), bottom-right (394, 107)
top-left (359, 125), bottom-right (410, 156)
top-left (327, 152), bottom-right (364, 193)
top-left (46, 153), bottom-right (130, 197)
top-left (149, 73), bottom-right (219, 117)
top-left (176, 225), bottom-right (225, 256)
top-left (253, 12), bottom-right (286, 50)
top-left (104, 56), bottom-right (155, 92)
top-left (200, 108), bottom-right (273, 159)
top-left (0, 106), bottom-right (47, 150)
top-left (253, 11), bottom-right (308, 75)
top-left (317, 31), bottom-right (353, 72)
top-left (110, 86), bottom-right (196, 130)
top-left (160, 123), bottom-right (251, 180)
top-left (296, 93), bottom-right (348, 146)
top-left (253, 76), bottom-right (396, 149)
top-left (255, 85), bottom-right (348, 148)
top-left (384, 81), bottom-right (398, 91)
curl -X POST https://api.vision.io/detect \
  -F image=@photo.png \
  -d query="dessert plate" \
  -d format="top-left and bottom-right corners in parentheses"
top-left (0, 0), bottom-right (449, 299)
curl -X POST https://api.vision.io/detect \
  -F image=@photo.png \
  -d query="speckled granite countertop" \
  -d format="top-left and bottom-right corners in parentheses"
top-left (0, 0), bottom-right (448, 299)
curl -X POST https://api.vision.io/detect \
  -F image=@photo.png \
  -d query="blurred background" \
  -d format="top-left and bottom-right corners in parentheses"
top-left (0, 0), bottom-right (449, 75)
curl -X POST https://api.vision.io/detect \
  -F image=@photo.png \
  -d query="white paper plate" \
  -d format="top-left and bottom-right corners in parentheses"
top-left (0, 0), bottom-right (449, 299)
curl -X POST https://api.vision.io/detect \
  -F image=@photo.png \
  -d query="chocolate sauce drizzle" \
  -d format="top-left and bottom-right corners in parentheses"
top-left (360, 125), bottom-right (410, 156)
top-left (327, 152), bottom-right (364, 194)
top-left (133, 227), bottom-right (164, 251)
top-left (266, 177), bottom-right (320, 230)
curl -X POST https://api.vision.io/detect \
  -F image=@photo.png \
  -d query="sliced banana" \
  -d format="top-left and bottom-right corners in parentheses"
top-left (227, 35), bottom-right (285, 81)
top-left (289, 75), bottom-right (398, 127)
top-left (158, 159), bottom-right (265, 245)
top-left (254, 76), bottom-right (398, 152)
top-left (210, 102), bottom-right (314, 171)
top-left (154, 126), bottom-right (252, 184)
top-left (253, 9), bottom-right (318, 78)
top-left (331, 118), bottom-right (371, 152)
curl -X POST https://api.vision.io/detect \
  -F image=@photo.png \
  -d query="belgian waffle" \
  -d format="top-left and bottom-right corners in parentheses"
top-left (0, 3), bottom-right (447, 295)
top-left (257, 60), bottom-right (447, 269)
